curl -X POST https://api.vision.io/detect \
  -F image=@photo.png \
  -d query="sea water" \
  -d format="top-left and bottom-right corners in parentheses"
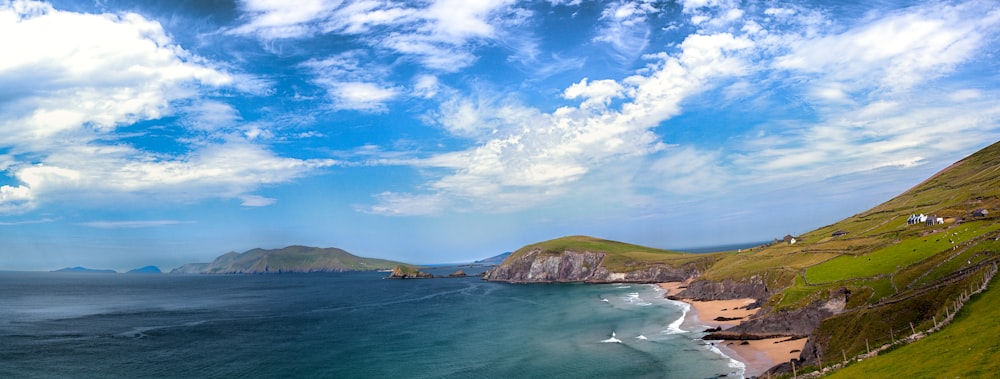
top-left (0, 270), bottom-right (741, 378)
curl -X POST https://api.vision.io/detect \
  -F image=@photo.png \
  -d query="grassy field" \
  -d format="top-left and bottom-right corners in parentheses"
top-left (805, 222), bottom-right (1000, 284)
top-left (825, 276), bottom-right (1000, 378)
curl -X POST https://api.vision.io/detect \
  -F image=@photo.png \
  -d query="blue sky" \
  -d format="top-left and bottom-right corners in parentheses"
top-left (1, 0), bottom-right (999, 271)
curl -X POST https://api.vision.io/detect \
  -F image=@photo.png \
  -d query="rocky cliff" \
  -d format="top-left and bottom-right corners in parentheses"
top-left (483, 248), bottom-right (702, 283)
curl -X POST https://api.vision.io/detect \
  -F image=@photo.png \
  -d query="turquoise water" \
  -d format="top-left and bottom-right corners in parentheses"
top-left (0, 271), bottom-right (741, 378)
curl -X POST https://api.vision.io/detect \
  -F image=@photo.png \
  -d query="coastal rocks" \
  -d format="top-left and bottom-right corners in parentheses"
top-left (448, 270), bottom-right (467, 277)
top-left (705, 288), bottom-right (850, 344)
top-left (386, 265), bottom-right (434, 279)
top-left (677, 277), bottom-right (769, 301)
top-left (482, 249), bottom-right (697, 283)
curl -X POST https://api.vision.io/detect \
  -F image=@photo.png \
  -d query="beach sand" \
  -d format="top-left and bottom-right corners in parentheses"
top-left (658, 282), bottom-right (807, 377)
top-left (719, 337), bottom-right (807, 377)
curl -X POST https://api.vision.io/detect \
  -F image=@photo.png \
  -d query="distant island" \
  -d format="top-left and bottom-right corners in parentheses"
top-left (127, 266), bottom-right (161, 274)
top-left (171, 245), bottom-right (411, 274)
top-left (473, 252), bottom-right (511, 265)
top-left (53, 266), bottom-right (116, 274)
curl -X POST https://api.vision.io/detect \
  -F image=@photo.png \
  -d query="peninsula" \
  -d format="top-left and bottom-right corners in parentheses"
top-left (171, 245), bottom-right (410, 274)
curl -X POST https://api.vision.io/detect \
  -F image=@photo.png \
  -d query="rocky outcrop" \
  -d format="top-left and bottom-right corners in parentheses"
top-left (706, 288), bottom-right (849, 339)
top-left (386, 265), bottom-right (434, 279)
top-left (677, 277), bottom-right (770, 301)
top-left (448, 270), bottom-right (467, 277)
top-left (482, 249), bottom-right (700, 283)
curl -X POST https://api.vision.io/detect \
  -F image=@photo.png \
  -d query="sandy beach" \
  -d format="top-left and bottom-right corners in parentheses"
top-left (658, 282), bottom-right (807, 377)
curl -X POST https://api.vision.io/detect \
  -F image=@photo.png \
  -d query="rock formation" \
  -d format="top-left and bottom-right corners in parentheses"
top-left (386, 265), bottom-right (434, 279)
top-left (483, 249), bottom-right (702, 283)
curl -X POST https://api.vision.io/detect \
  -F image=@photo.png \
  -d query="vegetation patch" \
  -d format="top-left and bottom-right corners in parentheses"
top-left (825, 275), bottom-right (1000, 379)
top-left (805, 222), bottom-right (1000, 284)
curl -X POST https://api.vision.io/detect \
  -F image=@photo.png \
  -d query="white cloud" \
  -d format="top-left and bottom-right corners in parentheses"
top-left (774, 1), bottom-right (998, 94)
top-left (365, 30), bottom-right (754, 215)
top-left (240, 194), bottom-right (278, 207)
top-left (7, 143), bottom-right (338, 207)
top-left (233, 0), bottom-right (521, 72)
top-left (413, 74), bottom-right (440, 98)
top-left (593, 0), bottom-right (656, 63)
top-left (364, 0), bottom-right (1000, 218)
top-left (645, 147), bottom-right (727, 194)
top-left (227, 0), bottom-right (342, 39)
top-left (327, 82), bottom-right (401, 112)
top-left (0, 2), bottom-right (335, 213)
top-left (182, 101), bottom-right (242, 132)
top-left (0, 2), bottom-right (232, 148)
top-left (563, 78), bottom-right (625, 110)
top-left (301, 51), bottom-right (401, 112)
top-left (719, 0), bottom-right (1000, 190)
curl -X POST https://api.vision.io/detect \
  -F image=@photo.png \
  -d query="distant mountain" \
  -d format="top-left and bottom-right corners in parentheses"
top-left (53, 266), bottom-right (116, 274)
top-left (171, 245), bottom-right (410, 274)
top-left (474, 252), bottom-right (512, 265)
top-left (126, 265), bottom-right (161, 274)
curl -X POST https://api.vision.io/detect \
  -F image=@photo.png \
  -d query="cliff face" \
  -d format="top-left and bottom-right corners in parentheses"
top-left (706, 290), bottom-right (849, 339)
top-left (483, 249), bottom-right (698, 283)
top-left (678, 277), bottom-right (770, 301)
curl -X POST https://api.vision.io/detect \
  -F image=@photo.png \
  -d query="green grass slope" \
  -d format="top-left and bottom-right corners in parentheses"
top-left (825, 275), bottom-right (1000, 378)
top-left (693, 140), bottom-right (1000, 375)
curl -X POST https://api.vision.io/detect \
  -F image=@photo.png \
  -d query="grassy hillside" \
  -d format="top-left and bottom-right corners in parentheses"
top-left (509, 235), bottom-right (723, 272)
top-left (711, 140), bottom-right (1000, 375)
top-left (700, 141), bottom-right (1000, 308)
top-left (824, 275), bottom-right (1000, 378)
top-left (200, 245), bottom-right (409, 273)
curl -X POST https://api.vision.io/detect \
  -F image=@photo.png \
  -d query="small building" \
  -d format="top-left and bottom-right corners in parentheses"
top-left (907, 214), bottom-right (929, 225)
top-left (973, 208), bottom-right (989, 218)
top-left (783, 234), bottom-right (797, 244)
top-left (832, 230), bottom-right (848, 237)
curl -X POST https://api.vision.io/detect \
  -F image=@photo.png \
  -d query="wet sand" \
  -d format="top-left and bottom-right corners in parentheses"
top-left (658, 282), bottom-right (807, 377)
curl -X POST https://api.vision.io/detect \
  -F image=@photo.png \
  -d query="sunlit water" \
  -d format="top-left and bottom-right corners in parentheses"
top-left (0, 270), bottom-right (741, 378)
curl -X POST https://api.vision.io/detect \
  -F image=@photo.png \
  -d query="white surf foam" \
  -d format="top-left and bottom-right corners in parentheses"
top-left (600, 331), bottom-right (622, 344)
top-left (705, 341), bottom-right (747, 378)
top-left (636, 334), bottom-right (647, 340)
top-left (663, 298), bottom-right (690, 334)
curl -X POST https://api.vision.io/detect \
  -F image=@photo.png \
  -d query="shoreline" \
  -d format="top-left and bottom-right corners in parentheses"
top-left (657, 282), bottom-right (806, 378)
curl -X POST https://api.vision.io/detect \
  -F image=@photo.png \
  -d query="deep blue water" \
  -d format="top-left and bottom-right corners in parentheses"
top-left (0, 271), bottom-right (740, 378)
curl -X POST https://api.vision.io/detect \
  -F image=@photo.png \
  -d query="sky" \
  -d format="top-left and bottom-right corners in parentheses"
top-left (1, 0), bottom-right (999, 271)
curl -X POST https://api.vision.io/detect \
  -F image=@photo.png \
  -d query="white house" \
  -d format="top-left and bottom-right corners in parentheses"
top-left (907, 214), bottom-right (929, 225)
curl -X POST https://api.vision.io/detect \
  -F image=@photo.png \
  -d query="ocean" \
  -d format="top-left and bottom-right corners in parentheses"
top-left (0, 270), bottom-right (742, 378)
